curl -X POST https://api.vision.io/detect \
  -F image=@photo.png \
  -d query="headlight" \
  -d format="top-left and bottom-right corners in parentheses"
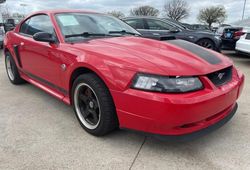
top-left (214, 35), bottom-right (221, 40)
top-left (131, 73), bottom-right (203, 93)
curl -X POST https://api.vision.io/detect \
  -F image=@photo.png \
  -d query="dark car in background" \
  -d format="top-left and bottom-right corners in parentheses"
top-left (182, 23), bottom-right (212, 32)
top-left (216, 26), bottom-right (244, 50)
top-left (4, 18), bottom-right (17, 33)
top-left (181, 23), bottom-right (194, 30)
top-left (123, 17), bottom-right (222, 51)
top-left (0, 23), bottom-right (4, 49)
top-left (192, 24), bottom-right (211, 32)
top-left (0, 28), bottom-right (4, 49)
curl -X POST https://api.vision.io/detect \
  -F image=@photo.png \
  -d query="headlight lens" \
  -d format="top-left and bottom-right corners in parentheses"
top-left (214, 35), bottom-right (221, 40)
top-left (131, 73), bottom-right (203, 93)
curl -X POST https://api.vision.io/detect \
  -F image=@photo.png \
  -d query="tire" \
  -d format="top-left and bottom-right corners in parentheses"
top-left (72, 73), bottom-right (119, 136)
top-left (197, 39), bottom-right (215, 50)
top-left (5, 51), bottom-right (26, 85)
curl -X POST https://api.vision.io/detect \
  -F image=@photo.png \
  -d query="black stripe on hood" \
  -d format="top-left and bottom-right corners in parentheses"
top-left (167, 40), bottom-right (221, 65)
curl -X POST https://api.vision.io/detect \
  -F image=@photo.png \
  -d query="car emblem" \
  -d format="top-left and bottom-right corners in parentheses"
top-left (218, 73), bottom-right (225, 80)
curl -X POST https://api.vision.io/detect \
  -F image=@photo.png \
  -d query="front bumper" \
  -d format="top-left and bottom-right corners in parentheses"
top-left (129, 103), bottom-right (238, 141)
top-left (111, 68), bottom-right (244, 139)
top-left (153, 103), bottom-right (238, 141)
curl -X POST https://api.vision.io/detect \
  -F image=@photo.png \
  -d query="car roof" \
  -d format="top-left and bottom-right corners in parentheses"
top-left (123, 16), bottom-right (188, 30)
top-left (123, 16), bottom-right (182, 23)
top-left (123, 16), bottom-right (178, 22)
top-left (123, 16), bottom-right (159, 20)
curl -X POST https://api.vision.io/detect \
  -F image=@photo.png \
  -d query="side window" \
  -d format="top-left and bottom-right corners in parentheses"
top-left (20, 15), bottom-right (54, 36)
top-left (125, 19), bottom-right (144, 29)
top-left (20, 19), bottom-right (30, 34)
top-left (145, 19), bottom-right (172, 30)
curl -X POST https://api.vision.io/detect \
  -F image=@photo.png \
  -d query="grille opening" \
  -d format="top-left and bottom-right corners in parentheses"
top-left (207, 66), bottom-right (232, 86)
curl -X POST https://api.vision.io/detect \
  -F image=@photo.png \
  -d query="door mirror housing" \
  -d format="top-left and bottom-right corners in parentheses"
top-left (169, 27), bottom-right (180, 33)
top-left (33, 32), bottom-right (56, 43)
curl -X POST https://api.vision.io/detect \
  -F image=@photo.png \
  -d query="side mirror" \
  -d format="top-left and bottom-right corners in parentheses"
top-left (169, 27), bottom-right (180, 33)
top-left (33, 32), bottom-right (56, 43)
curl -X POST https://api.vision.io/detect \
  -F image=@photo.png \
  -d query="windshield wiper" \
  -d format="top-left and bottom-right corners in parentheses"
top-left (109, 30), bottom-right (141, 36)
top-left (65, 32), bottom-right (111, 38)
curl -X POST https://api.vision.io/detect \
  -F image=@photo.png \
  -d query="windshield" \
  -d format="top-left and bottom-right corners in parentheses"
top-left (55, 13), bottom-right (140, 42)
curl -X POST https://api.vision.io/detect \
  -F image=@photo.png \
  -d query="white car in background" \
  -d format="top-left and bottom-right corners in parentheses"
top-left (236, 27), bottom-right (250, 55)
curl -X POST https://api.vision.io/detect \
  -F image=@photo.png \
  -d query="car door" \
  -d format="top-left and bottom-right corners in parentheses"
top-left (17, 14), bottom-right (64, 93)
top-left (125, 18), bottom-right (173, 39)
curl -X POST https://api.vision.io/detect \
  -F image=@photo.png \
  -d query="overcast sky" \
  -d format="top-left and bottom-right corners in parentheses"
top-left (1, 0), bottom-right (250, 24)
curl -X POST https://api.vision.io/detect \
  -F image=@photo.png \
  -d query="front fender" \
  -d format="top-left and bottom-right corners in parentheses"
top-left (64, 55), bottom-right (136, 94)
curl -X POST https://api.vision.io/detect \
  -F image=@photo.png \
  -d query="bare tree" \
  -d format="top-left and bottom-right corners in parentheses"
top-left (198, 6), bottom-right (227, 29)
top-left (130, 5), bottom-right (159, 17)
top-left (163, 0), bottom-right (189, 21)
top-left (107, 10), bottom-right (125, 18)
top-left (0, 4), bottom-right (11, 20)
top-left (12, 13), bottom-right (25, 20)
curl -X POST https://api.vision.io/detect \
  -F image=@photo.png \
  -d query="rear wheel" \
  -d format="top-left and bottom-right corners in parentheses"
top-left (5, 52), bottom-right (25, 85)
top-left (72, 73), bottom-right (118, 136)
top-left (197, 39), bottom-right (215, 50)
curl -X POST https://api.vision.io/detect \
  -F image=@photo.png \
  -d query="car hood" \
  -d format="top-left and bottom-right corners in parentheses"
top-left (70, 37), bottom-right (232, 76)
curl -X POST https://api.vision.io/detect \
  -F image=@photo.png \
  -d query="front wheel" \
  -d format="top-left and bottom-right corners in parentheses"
top-left (72, 73), bottom-right (119, 136)
top-left (197, 39), bottom-right (215, 50)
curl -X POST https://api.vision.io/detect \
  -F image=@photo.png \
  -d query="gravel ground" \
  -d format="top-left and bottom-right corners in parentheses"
top-left (0, 50), bottom-right (249, 170)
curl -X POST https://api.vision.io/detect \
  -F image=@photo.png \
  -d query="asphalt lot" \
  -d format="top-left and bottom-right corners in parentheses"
top-left (0, 50), bottom-right (249, 170)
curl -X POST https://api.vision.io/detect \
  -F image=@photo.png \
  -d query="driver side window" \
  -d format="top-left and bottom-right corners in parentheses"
top-left (145, 19), bottom-right (172, 30)
top-left (20, 15), bottom-right (54, 36)
top-left (125, 19), bottom-right (145, 29)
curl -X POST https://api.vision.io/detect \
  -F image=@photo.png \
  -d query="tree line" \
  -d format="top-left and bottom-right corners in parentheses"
top-left (1, 0), bottom-right (227, 28)
top-left (107, 0), bottom-right (227, 28)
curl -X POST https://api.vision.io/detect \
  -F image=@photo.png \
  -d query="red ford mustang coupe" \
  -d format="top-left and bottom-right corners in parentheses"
top-left (4, 10), bottom-right (244, 140)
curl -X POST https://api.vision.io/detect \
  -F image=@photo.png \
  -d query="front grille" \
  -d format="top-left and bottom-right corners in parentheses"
top-left (246, 33), bottom-right (250, 40)
top-left (207, 67), bottom-right (232, 86)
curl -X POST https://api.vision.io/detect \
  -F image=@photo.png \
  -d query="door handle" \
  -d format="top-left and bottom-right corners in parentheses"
top-left (20, 42), bottom-right (24, 46)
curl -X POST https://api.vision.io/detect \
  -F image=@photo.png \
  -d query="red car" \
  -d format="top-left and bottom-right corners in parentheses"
top-left (4, 10), bottom-right (244, 140)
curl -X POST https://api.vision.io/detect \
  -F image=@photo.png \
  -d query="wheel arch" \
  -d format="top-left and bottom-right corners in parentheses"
top-left (4, 47), bottom-right (19, 66)
top-left (196, 37), bottom-right (216, 45)
top-left (4, 47), bottom-right (10, 55)
top-left (68, 66), bottom-right (113, 104)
